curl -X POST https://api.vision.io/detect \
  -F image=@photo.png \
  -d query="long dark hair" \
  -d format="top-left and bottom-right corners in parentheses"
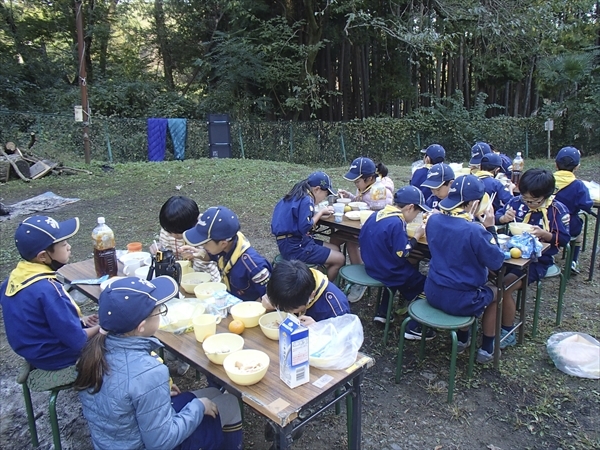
top-left (74, 333), bottom-right (110, 393)
top-left (284, 179), bottom-right (312, 201)
top-left (376, 162), bottom-right (388, 177)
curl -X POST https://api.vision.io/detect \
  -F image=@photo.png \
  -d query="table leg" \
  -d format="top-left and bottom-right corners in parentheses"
top-left (494, 266), bottom-right (506, 370)
top-left (518, 268), bottom-right (529, 345)
top-left (587, 206), bottom-right (600, 282)
top-left (348, 373), bottom-right (363, 450)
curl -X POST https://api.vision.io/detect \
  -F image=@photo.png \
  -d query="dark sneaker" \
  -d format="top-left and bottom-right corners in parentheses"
top-left (404, 320), bottom-right (436, 340)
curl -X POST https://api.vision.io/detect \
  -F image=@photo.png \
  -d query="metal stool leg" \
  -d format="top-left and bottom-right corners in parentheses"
top-left (22, 383), bottom-right (39, 447)
top-left (467, 320), bottom-right (478, 379)
top-left (49, 389), bottom-right (62, 450)
top-left (395, 317), bottom-right (411, 382)
top-left (448, 331), bottom-right (458, 403)
top-left (532, 281), bottom-right (543, 338)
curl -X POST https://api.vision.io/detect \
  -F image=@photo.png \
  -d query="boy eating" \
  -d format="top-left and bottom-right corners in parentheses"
top-left (420, 162), bottom-right (455, 210)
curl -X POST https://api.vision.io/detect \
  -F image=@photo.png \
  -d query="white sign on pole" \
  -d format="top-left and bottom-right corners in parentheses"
top-left (74, 105), bottom-right (83, 122)
top-left (544, 119), bottom-right (554, 131)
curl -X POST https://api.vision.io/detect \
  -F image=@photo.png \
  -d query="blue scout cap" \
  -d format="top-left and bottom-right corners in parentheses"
top-left (14, 215), bottom-right (80, 261)
top-left (420, 163), bottom-right (455, 189)
top-left (469, 142), bottom-right (492, 165)
top-left (555, 146), bottom-right (581, 166)
top-left (480, 153), bottom-right (505, 172)
top-left (99, 276), bottom-right (179, 334)
top-left (439, 175), bottom-right (485, 210)
top-left (420, 144), bottom-right (446, 164)
top-left (344, 157), bottom-right (376, 181)
top-left (184, 206), bottom-right (240, 245)
top-left (307, 171), bottom-right (335, 195)
top-left (394, 186), bottom-right (432, 213)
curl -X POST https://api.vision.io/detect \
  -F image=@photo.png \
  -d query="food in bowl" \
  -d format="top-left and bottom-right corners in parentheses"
top-left (348, 201), bottom-right (368, 211)
top-left (509, 222), bottom-right (534, 235)
top-left (223, 349), bottom-right (270, 385)
top-left (230, 302), bottom-right (266, 328)
top-left (345, 211), bottom-right (361, 221)
top-left (259, 311), bottom-right (289, 340)
top-left (202, 333), bottom-right (244, 365)
top-left (181, 272), bottom-right (212, 294)
top-left (194, 282), bottom-right (228, 300)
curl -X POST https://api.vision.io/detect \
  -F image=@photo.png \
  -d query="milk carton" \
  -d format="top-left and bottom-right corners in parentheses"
top-left (279, 315), bottom-right (310, 388)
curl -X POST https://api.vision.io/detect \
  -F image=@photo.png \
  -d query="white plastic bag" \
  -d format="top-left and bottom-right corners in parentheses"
top-left (307, 314), bottom-right (364, 370)
top-left (546, 332), bottom-right (600, 379)
top-left (159, 298), bottom-right (206, 334)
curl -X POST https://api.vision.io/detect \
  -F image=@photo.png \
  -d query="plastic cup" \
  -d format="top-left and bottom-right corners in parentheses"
top-left (127, 242), bottom-right (142, 252)
top-left (193, 314), bottom-right (222, 343)
top-left (334, 212), bottom-right (343, 223)
top-left (333, 203), bottom-right (345, 214)
top-left (123, 259), bottom-right (141, 276)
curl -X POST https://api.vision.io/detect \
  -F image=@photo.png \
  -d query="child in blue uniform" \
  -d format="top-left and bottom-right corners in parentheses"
top-left (359, 186), bottom-right (434, 340)
top-left (264, 259), bottom-right (350, 325)
top-left (425, 175), bottom-right (505, 363)
top-left (0, 215), bottom-right (99, 374)
top-left (420, 163), bottom-right (455, 209)
top-left (271, 171), bottom-right (345, 282)
top-left (468, 142), bottom-right (492, 172)
top-left (411, 144), bottom-right (446, 199)
top-left (496, 169), bottom-right (570, 347)
top-left (553, 146), bottom-right (593, 273)
top-left (184, 206), bottom-right (271, 302)
top-left (475, 153), bottom-right (514, 211)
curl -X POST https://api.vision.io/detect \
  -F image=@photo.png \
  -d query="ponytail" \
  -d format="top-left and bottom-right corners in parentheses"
top-left (284, 179), bottom-right (311, 201)
top-left (74, 333), bottom-right (110, 393)
top-left (376, 162), bottom-right (388, 177)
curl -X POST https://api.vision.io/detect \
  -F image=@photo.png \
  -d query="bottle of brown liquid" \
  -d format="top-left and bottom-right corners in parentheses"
top-left (92, 217), bottom-right (118, 277)
top-left (511, 152), bottom-right (524, 188)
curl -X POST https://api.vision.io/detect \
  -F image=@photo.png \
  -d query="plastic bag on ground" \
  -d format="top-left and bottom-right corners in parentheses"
top-left (546, 332), bottom-right (600, 379)
top-left (307, 314), bottom-right (364, 370)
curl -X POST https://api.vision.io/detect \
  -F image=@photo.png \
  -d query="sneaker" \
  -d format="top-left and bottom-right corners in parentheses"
top-left (500, 328), bottom-right (516, 349)
top-left (456, 338), bottom-right (471, 354)
top-left (404, 320), bottom-right (436, 341)
top-left (176, 362), bottom-right (190, 376)
top-left (476, 347), bottom-right (499, 364)
top-left (347, 284), bottom-right (367, 303)
top-left (373, 315), bottom-right (394, 325)
top-left (571, 261), bottom-right (581, 275)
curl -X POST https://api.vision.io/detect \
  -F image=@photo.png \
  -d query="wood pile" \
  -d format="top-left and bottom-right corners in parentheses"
top-left (0, 135), bottom-right (92, 183)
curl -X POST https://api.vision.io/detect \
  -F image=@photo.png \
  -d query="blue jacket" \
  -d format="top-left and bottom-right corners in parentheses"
top-left (0, 270), bottom-right (87, 370)
top-left (79, 336), bottom-right (204, 450)
top-left (359, 206), bottom-right (421, 286)
top-left (426, 213), bottom-right (504, 291)
top-left (478, 173), bottom-right (513, 211)
top-left (271, 194), bottom-right (316, 238)
top-left (554, 178), bottom-right (593, 236)
top-left (305, 269), bottom-right (350, 322)
top-left (426, 194), bottom-right (442, 210)
top-left (410, 166), bottom-right (432, 200)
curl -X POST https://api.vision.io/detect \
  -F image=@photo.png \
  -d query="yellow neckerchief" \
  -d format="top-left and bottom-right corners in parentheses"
top-left (307, 268), bottom-right (328, 309)
top-left (522, 196), bottom-right (553, 231)
top-left (375, 204), bottom-right (404, 222)
top-left (355, 183), bottom-right (373, 202)
top-left (442, 207), bottom-right (473, 221)
top-left (475, 170), bottom-right (494, 179)
top-left (5, 260), bottom-right (82, 316)
top-left (217, 232), bottom-right (251, 291)
top-left (554, 170), bottom-right (577, 192)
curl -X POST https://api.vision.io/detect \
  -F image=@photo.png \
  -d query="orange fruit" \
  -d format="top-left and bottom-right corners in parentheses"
top-left (229, 319), bottom-right (245, 335)
top-left (510, 248), bottom-right (522, 259)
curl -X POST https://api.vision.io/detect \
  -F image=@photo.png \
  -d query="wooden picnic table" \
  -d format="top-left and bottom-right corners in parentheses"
top-left (58, 259), bottom-right (374, 450)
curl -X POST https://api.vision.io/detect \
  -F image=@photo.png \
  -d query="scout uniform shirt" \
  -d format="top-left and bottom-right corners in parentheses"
top-left (553, 171), bottom-right (593, 237)
top-left (304, 268), bottom-right (350, 322)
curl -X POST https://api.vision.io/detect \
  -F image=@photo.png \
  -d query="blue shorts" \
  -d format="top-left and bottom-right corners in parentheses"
top-left (171, 392), bottom-right (224, 450)
top-left (277, 236), bottom-right (330, 266)
top-left (425, 280), bottom-right (495, 317)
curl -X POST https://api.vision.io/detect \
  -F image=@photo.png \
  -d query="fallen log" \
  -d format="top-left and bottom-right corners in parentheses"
top-left (0, 149), bottom-right (30, 182)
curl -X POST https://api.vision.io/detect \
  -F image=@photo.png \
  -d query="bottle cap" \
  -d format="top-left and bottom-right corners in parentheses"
top-left (98, 217), bottom-right (105, 224)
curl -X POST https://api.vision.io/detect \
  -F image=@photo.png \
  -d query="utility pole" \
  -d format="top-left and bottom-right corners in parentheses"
top-left (75, 0), bottom-right (91, 163)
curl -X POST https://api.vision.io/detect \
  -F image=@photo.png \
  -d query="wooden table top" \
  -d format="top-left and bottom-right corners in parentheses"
top-left (58, 259), bottom-right (375, 427)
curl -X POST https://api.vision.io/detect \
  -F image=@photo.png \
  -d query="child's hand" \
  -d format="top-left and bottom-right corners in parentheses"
top-left (501, 206), bottom-right (516, 223)
top-left (261, 295), bottom-right (275, 311)
top-left (299, 315), bottom-right (315, 326)
top-left (480, 202), bottom-right (495, 228)
top-left (317, 206), bottom-right (334, 219)
top-left (337, 189), bottom-right (351, 199)
top-left (180, 245), bottom-right (208, 260)
top-left (414, 223), bottom-right (426, 240)
top-left (170, 384), bottom-right (181, 396)
top-left (529, 226), bottom-right (552, 242)
top-left (199, 398), bottom-right (219, 418)
top-left (82, 314), bottom-right (99, 327)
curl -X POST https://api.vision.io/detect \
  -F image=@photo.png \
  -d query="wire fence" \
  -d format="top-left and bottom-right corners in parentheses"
top-left (0, 110), bottom-right (596, 166)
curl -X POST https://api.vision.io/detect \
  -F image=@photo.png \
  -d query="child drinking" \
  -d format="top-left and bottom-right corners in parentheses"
top-left (75, 276), bottom-right (242, 450)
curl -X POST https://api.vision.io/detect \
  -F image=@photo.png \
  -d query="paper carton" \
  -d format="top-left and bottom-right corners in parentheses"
top-left (279, 315), bottom-right (310, 388)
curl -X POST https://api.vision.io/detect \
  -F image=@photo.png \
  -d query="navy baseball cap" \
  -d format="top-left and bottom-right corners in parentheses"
top-left (555, 146), bottom-right (581, 166)
top-left (480, 153), bottom-right (505, 172)
top-left (421, 163), bottom-right (455, 189)
top-left (184, 206), bottom-right (240, 245)
top-left (14, 215), bottom-right (80, 261)
top-left (99, 276), bottom-right (179, 334)
top-left (420, 144), bottom-right (446, 163)
top-left (344, 157), bottom-right (376, 181)
top-left (469, 142), bottom-right (492, 165)
top-left (394, 186), bottom-right (432, 213)
top-left (307, 171), bottom-right (335, 195)
top-left (439, 175), bottom-right (485, 210)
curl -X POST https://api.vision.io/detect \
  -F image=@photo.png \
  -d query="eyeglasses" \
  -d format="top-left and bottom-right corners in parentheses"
top-left (149, 303), bottom-right (168, 317)
top-left (520, 195), bottom-right (545, 206)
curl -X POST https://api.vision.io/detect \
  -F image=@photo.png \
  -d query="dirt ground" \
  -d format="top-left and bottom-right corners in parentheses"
top-left (0, 160), bottom-right (599, 450)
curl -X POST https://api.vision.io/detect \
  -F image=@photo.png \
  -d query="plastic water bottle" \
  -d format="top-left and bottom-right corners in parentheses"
top-left (92, 217), bottom-right (118, 277)
top-left (511, 152), bottom-right (524, 187)
top-left (370, 177), bottom-right (387, 210)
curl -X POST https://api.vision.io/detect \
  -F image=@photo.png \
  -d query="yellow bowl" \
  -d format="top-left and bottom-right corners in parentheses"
top-left (509, 222), bottom-right (534, 235)
top-left (348, 201), bottom-right (368, 211)
top-left (223, 349), bottom-right (270, 385)
top-left (202, 333), bottom-right (244, 365)
top-left (230, 302), bottom-right (266, 328)
top-left (476, 193), bottom-right (491, 215)
top-left (181, 272), bottom-right (212, 294)
top-left (258, 311), bottom-right (289, 340)
top-left (406, 222), bottom-right (423, 238)
top-left (194, 282), bottom-right (228, 300)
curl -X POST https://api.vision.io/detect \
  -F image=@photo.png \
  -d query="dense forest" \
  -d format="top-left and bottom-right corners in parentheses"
top-left (1, 0), bottom-right (598, 129)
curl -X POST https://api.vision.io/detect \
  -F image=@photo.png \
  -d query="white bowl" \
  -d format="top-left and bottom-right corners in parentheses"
top-left (345, 211), bottom-right (361, 221)
top-left (258, 311), bottom-right (289, 340)
top-left (509, 222), bottom-right (534, 235)
top-left (348, 201), bottom-right (368, 211)
top-left (119, 251), bottom-right (151, 266)
top-left (134, 266), bottom-right (153, 279)
top-left (223, 349), bottom-right (269, 385)
top-left (202, 333), bottom-right (244, 365)
top-left (181, 272), bottom-right (212, 294)
top-left (194, 282), bottom-right (228, 300)
top-left (336, 198), bottom-right (352, 204)
top-left (230, 302), bottom-right (266, 328)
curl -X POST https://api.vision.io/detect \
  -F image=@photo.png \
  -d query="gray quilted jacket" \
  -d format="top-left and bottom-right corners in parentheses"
top-left (79, 336), bottom-right (204, 450)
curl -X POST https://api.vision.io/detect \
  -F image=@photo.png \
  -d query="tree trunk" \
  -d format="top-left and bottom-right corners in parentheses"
top-left (523, 56), bottom-right (536, 116)
top-left (154, 0), bottom-right (175, 90)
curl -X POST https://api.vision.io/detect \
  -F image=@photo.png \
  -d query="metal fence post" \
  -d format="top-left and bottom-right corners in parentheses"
top-left (238, 125), bottom-right (245, 159)
top-left (340, 128), bottom-right (347, 163)
top-left (289, 121), bottom-right (293, 160)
